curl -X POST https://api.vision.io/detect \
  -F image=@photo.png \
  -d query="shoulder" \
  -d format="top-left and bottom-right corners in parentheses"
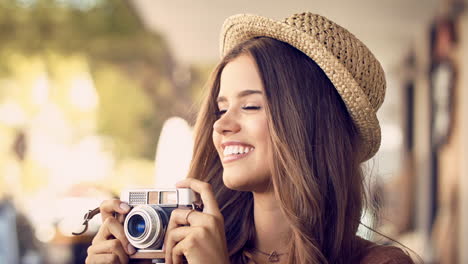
top-left (355, 236), bottom-right (415, 264)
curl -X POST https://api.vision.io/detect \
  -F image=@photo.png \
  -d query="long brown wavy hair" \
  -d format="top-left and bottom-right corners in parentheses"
top-left (186, 37), bottom-right (365, 264)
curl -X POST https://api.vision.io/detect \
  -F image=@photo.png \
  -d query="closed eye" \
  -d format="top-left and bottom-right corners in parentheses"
top-left (215, 106), bottom-right (261, 119)
top-left (215, 109), bottom-right (227, 119)
top-left (242, 106), bottom-right (261, 110)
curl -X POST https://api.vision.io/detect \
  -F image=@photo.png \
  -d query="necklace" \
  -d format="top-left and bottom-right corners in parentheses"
top-left (254, 248), bottom-right (287, 263)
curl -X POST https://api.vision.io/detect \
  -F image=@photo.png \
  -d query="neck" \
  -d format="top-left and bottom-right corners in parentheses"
top-left (252, 190), bottom-right (290, 256)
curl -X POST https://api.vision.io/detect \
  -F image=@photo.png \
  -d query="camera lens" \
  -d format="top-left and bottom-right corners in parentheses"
top-left (124, 204), bottom-right (168, 249)
top-left (128, 215), bottom-right (146, 237)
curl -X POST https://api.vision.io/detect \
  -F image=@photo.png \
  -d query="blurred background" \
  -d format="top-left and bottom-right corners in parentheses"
top-left (0, 0), bottom-right (467, 263)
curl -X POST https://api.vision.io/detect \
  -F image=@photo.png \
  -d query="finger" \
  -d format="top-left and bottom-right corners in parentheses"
top-left (93, 217), bottom-right (136, 255)
top-left (85, 253), bottom-right (121, 264)
top-left (172, 241), bottom-right (185, 264)
top-left (117, 213), bottom-right (125, 224)
top-left (176, 179), bottom-right (221, 216)
top-left (168, 209), bottom-right (217, 228)
top-left (87, 239), bottom-right (129, 264)
top-left (164, 209), bottom-right (192, 262)
top-left (164, 209), bottom-right (200, 247)
top-left (100, 199), bottom-right (131, 222)
top-left (164, 226), bottom-right (191, 264)
top-left (166, 209), bottom-right (192, 232)
top-left (172, 238), bottom-right (191, 264)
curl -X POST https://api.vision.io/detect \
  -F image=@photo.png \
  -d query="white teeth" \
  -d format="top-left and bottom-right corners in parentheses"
top-left (238, 146), bottom-right (244, 154)
top-left (223, 145), bottom-right (254, 156)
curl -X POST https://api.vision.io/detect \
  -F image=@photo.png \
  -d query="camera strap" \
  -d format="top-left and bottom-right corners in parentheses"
top-left (72, 207), bottom-right (101, 236)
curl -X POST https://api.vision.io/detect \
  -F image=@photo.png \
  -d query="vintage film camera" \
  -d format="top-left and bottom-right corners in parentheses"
top-left (120, 188), bottom-right (202, 260)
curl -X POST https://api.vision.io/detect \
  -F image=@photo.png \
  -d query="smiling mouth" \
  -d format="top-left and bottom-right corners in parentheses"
top-left (222, 145), bottom-right (255, 163)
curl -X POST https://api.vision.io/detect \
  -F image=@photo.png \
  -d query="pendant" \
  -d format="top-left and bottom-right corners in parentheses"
top-left (268, 251), bottom-right (280, 262)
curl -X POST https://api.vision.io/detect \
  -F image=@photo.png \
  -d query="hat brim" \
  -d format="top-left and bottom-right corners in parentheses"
top-left (220, 14), bottom-right (381, 161)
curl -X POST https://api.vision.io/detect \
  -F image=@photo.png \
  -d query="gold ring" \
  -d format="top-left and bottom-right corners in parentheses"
top-left (184, 210), bottom-right (194, 225)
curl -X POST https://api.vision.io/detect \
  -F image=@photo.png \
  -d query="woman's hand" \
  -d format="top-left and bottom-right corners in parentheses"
top-left (164, 179), bottom-right (230, 264)
top-left (86, 199), bottom-right (136, 264)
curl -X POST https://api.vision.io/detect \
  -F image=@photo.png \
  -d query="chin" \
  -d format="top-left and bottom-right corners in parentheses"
top-left (222, 174), bottom-right (249, 191)
top-left (222, 172), bottom-right (271, 192)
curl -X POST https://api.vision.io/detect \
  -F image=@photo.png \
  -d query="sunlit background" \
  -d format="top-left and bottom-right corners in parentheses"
top-left (0, 0), bottom-right (467, 263)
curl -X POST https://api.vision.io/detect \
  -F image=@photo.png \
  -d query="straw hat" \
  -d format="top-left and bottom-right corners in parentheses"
top-left (220, 12), bottom-right (386, 161)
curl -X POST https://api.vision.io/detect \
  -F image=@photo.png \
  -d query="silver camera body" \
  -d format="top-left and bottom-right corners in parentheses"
top-left (120, 188), bottom-right (199, 252)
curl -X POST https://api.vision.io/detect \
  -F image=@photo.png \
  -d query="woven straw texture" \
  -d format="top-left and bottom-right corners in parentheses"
top-left (220, 12), bottom-right (386, 161)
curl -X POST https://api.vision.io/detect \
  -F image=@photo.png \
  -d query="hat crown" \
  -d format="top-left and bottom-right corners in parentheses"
top-left (220, 12), bottom-right (387, 160)
top-left (283, 12), bottom-right (386, 112)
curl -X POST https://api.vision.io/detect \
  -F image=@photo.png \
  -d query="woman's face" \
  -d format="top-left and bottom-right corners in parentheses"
top-left (212, 55), bottom-right (272, 192)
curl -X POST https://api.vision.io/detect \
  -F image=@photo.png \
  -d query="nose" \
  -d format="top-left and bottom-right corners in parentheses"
top-left (213, 110), bottom-right (241, 135)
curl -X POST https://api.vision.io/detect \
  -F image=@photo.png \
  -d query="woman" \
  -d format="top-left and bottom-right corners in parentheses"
top-left (86, 12), bottom-right (414, 264)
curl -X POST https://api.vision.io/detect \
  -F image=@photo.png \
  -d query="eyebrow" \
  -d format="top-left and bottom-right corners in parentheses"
top-left (216, 90), bottom-right (263, 103)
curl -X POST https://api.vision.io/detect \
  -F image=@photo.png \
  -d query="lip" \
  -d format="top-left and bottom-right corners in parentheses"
top-left (220, 141), bottom-right (255, 164)
top-left (221, 141), bottom-right (254, 150)
top-left (222, 151), bottom-right (253, 163)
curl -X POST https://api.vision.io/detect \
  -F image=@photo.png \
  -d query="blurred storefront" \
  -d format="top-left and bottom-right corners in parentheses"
top-left (387, 0), bottom-right (468, 263)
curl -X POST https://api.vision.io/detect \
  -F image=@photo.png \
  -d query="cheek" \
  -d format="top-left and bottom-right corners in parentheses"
top-left (212, 130), bottom-right (221, 151)
top-left (250, 118), bottom-right (272, 166)
top-left (258, 121), bottom-right (273, 171)
top-left (252, 119), bottom-right (270, 148)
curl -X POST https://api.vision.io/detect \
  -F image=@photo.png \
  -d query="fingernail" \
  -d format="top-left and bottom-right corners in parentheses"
top-left (120, 202), bottom-right (130, 212)
top-left (127, 244), bottom-right (136, 255)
